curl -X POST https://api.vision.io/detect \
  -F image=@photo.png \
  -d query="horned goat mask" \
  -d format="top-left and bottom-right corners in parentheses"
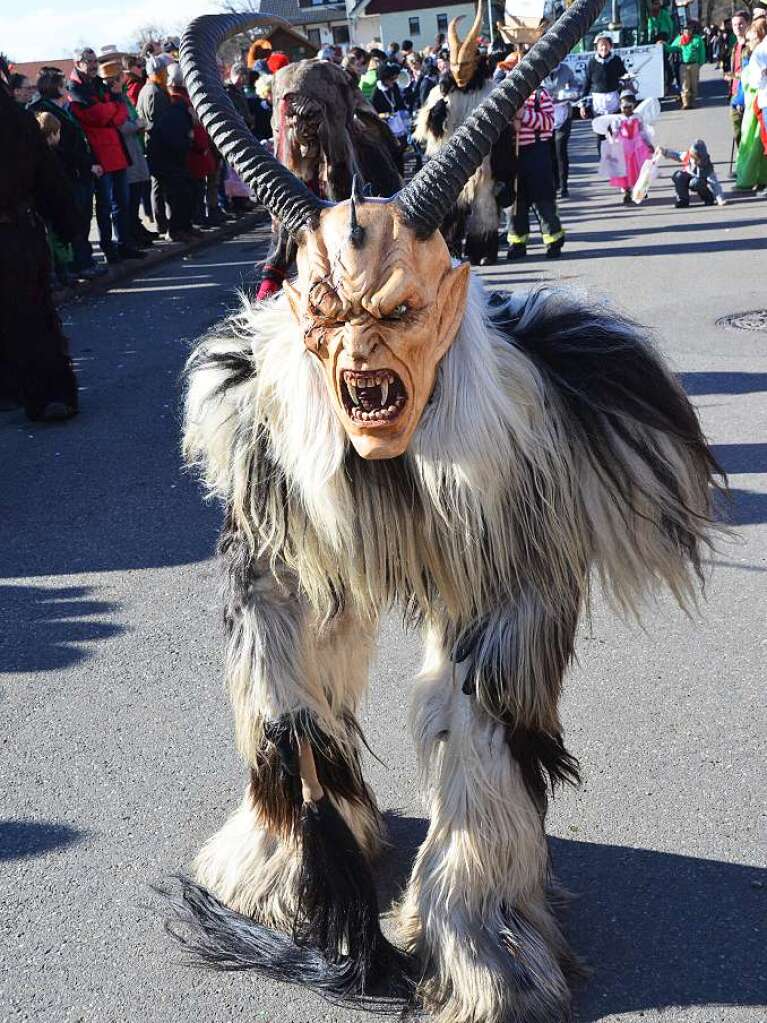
top-left (448, 0), bottom-right (484, 88)
top-left (179, 0), bottom-right (604, 459)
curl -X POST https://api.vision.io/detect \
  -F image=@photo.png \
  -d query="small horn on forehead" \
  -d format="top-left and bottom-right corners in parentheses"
top-left (348, 174), bottom-right (365, 249)
top-left (395, 0), bottom-right (606, 237)
top-left (180, 13), bottom-right (326, 236)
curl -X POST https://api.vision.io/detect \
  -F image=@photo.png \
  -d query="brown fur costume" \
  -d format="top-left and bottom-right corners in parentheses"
top-left (258, 60), bottom-right (402, 296)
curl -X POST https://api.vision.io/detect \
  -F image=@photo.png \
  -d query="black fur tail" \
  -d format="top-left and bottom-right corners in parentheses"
top-left (162, 797), bottom-right (413, 1010)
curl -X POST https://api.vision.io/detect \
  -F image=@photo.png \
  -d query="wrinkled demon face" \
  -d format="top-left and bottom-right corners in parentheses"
top-left (284, 200), bottom-right (470, 460)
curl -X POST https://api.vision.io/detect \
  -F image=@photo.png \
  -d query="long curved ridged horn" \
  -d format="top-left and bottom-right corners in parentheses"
top-left (447, 12), bottom-right (464, 61)
top-left (460, 0), bottom-right (484, 61)
top-left (447, 0), bottom-right (484, 65)
top-left (180, 13), bottom-right (325, 235)
top-left (395, 0), bottom-right (605, 237)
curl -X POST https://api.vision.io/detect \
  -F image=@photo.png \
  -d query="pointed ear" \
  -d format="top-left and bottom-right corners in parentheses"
top-left (284, 280), bottom-right (302, 324)
top-left (434, 262), bottom-right (471, 360)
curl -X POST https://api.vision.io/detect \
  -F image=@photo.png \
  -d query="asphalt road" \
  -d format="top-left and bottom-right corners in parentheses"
top-left (1, 69), bottom-right (765, 1023)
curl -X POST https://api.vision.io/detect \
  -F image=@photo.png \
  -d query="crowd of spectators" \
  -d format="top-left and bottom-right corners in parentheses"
top-left (3, 5), bottom-right (765, 425)
top-left (8, 36), bottom-right (263, 289)
top-left (5, 5), bottom-right (766, 288)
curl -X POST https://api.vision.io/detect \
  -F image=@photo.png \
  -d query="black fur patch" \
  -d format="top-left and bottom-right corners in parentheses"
top-left (293, 796), bottom-right (413, 996)
top-left (426, 97), bottom-right (449, 138)
top-left (161, 869), bottom-right (413, 1009)
top-left (506, 726), bottom-right (580, 816)
top-left (451, 582), bottom-right (581, 727)
top-left (250, 710), bottom-right (381, 841)
top-left (489, 292), bottom-right (724, 567)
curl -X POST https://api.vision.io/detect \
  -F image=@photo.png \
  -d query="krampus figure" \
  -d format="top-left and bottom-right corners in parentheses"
top-left (173, 6), bottom-right (721, 1022)
top-left (414, 0), bottom-right (510, 265)
top-left (257, 56), bottom-right (402, 299)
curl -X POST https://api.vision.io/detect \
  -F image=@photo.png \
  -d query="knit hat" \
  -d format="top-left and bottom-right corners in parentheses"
top-left (267, 52), bottom-right (289, 73)
top-left (145, 53), bottom-right (171, 76)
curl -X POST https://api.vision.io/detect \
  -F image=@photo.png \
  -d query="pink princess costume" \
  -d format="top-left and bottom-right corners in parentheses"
top-left (609, 115), bottom-right (654, 190)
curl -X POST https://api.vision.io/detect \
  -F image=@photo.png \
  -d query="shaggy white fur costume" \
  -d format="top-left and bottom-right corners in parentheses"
top-left (180, 277), bottom-right (718, 1023)
top-left (415, 83), bottom-right (500, 246)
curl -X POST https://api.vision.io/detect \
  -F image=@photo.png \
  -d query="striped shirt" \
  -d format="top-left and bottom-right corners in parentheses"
top-left (516, 88), bottom-right (555, 146)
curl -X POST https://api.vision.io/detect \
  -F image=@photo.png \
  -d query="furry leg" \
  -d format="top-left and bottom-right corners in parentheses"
top-left (166, 528), bottom-right (407, 998)
top-left (398, 632), bottom-right (575, 1023)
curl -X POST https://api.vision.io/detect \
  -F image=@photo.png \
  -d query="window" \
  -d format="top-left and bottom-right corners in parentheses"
top-left (437, 13), bottom-right (448, 32)
top-left (409, 16), bottom-right (421, 35)
top-left (307, 28), bottom-right (322, 46)
top-left (332, 24), bottom-right (350, 44)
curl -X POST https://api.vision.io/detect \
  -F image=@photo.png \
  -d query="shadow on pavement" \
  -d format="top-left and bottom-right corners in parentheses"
top-left (723, 488), bottom-right (767, 526)
top-left (682, 372), bottom-right (767, 396)
top-left (711, 443), bottom-right (767, 474)
top-left (378, 813), bottom-right (765, 1019)
top-left (0, 819), bottom-right (85, 860)
top-left (562, 236), bottom-right (767, 259)
top-left (0, 584), bottom-right (122, 673)
top-left (0, 334), bottom-right (223, 581)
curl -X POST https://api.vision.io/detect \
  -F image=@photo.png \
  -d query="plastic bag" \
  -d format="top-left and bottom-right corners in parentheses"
top-left (224, 164), bottom-right (252, 199)
top-left (632, 153), bottom-right (660, 203)
top-left (598, 137), bottom-right (626, 179)
top-left (387, 109), bottom-right (410, 138)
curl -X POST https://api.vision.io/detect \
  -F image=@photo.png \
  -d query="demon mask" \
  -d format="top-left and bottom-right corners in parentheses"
top-left (448, 0), bottom-right (483, 88)
top-left (284, 197), bottom-right (469, 459)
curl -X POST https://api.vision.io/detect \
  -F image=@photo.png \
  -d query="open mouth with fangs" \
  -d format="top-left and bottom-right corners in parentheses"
top-left (339, 368), bottom-right (407, 426)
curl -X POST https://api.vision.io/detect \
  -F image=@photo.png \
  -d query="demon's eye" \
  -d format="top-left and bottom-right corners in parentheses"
top-left (388, 303), bottom-right (409, 320)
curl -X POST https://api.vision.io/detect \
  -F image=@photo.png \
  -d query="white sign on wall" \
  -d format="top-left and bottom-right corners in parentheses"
top-left (504, 0), bottom-right (546, 19)
top-left (562, 44), bottom-right (665, 100)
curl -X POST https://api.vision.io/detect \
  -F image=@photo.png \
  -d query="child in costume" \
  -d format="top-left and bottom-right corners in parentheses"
top-left (656, 139), bottom-right (727, 206)
top-left (603, 90), bottom-right (654, 204)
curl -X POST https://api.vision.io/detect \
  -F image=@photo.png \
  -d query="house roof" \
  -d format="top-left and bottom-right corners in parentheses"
top-left (248, 0), bottom-right (348, 26)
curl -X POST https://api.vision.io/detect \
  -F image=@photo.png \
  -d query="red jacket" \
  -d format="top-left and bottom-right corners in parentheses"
top-left (126, 75), bottom-right (144, 107)
top-left (68, 71), bottom-right (129, 173)
top-left (170, 89), bottom-right (217, 179)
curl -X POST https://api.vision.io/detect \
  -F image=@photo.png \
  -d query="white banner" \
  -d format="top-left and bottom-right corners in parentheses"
top-left (504, 0), bottom-right (546, 21)
top-left (562, 44), bottom-right (665, 101)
